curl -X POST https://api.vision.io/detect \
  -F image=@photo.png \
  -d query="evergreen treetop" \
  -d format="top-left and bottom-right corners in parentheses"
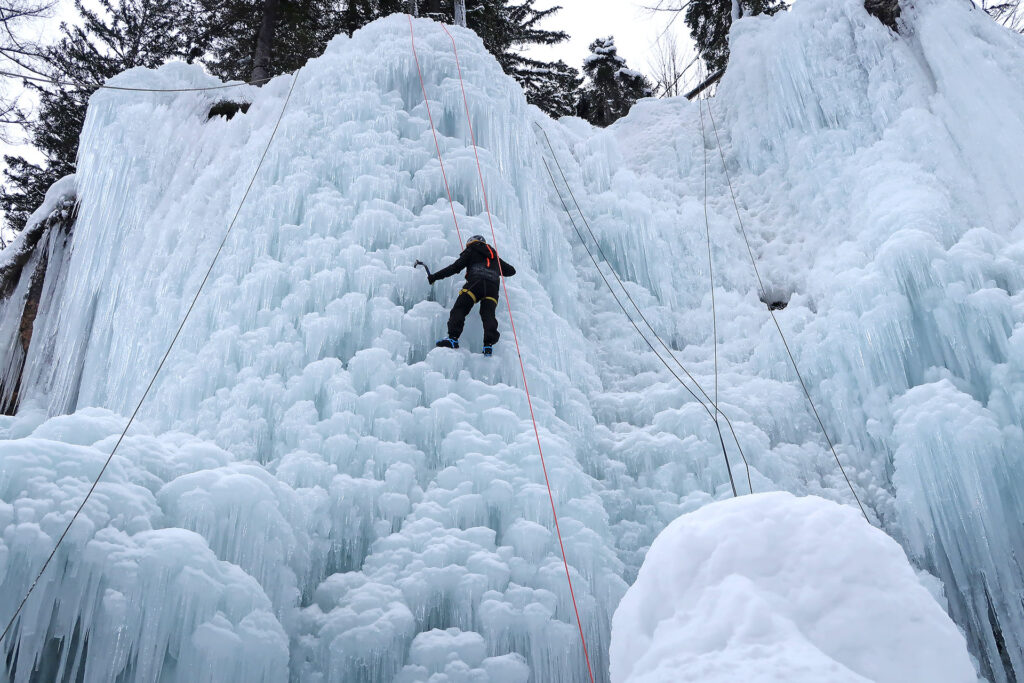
top-left (197, 0), bottom-right (344, 82)
top-left (415, 0), bottom-right (581, 118)
top-left (577, 36), bottom-right (653, 127)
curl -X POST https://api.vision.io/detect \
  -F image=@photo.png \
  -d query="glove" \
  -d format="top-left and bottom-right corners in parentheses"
top-left (427, 274), bottom-right (436, 285)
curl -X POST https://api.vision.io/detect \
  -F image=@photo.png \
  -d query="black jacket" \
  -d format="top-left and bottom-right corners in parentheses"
top-left (431, 241), bottom-right (516, 285)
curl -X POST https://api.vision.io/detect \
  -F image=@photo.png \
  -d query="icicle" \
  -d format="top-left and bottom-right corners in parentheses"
top-left (1, 4), bottom-right (1023, 681)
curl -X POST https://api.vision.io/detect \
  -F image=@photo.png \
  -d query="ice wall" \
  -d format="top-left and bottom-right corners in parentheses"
top-left (557, 0), bottom-right (1024, 675)
top-left (0, 175), bottom-right (77, 414)
top-left (2, 16), bottom-right (624, 682)
top-left (610, 493), bottom-right (976, 683)
top-left (0, 0), bottom-right (1022, 680)
top-left (715, 0), bottom-right (1024, 677)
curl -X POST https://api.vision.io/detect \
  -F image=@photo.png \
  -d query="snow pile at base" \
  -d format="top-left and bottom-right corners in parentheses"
top-left (0, 0), bottom-right (1022, 680)
top-left (610, 493), bottom-right (976, 683)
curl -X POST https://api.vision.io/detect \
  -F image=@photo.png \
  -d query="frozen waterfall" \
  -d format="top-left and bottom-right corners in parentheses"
top-left (1, 0), bottom-right (1023, 680)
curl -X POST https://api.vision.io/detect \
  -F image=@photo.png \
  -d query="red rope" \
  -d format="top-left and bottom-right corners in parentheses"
top-left (439, 22), bottom-right (596, 683)
top-left (409, 15), bottom-right (464, 248)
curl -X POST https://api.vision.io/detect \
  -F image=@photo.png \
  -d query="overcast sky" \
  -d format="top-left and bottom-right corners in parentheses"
top-left (526, 0), bottom-right (693, 72)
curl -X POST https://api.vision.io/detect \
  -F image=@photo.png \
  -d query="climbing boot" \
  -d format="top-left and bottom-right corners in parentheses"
top-left (482, 345), bottom-right (493, 357)
top-left (435, 338), bottom-right (459, 349)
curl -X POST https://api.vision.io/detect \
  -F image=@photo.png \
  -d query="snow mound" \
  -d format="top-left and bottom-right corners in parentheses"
top-left (610, 492), bottom-right (976, 683)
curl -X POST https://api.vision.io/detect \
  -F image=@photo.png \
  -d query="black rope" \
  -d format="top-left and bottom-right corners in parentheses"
top-left (0, 69), bottom-right (301, 648)
top-left (536, 131), bottom-right (750, 497)
top-left (0, 68), bottom-right (267, 93)
top-left (535, 122), bottom-right (753, 494)
top-left (702, 100), bottom-right (870, 522)
top-left (540, 156), bottom-right (737, 496)
top-left (698, 77), bottom-right (719, 412)
top-left (694, 68), bottom-right (756, 495)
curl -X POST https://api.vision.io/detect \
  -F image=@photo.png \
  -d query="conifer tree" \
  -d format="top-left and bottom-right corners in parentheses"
top-left (577, 36), bottom-right (653, 127)
top-left (342, 0), bottom-right (374, 36)
top-left (464, 0), bottom-right (580, 118)
top-left (203, 0), bottom-right (579, 116)
top-left (197, 0), bottom-right (343, 82)
top-left (684, 0), bottom-right (785, 73)
top-left (0, 0), bottom-right (205, 231)
top-left (517, 59), bottom-right (580, 118)
top-left (351, 0), bottom-right (580, 117)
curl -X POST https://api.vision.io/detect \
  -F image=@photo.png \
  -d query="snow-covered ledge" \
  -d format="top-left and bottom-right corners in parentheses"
top-left (610, 492), bottom-right (977, 683)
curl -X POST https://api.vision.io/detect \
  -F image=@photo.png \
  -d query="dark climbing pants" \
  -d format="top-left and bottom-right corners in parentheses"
top-left (448, 280), bottom-right (500, 346)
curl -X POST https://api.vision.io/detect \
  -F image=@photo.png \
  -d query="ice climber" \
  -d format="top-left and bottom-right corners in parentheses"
top-left (426, 234), bottom-right (516, 356)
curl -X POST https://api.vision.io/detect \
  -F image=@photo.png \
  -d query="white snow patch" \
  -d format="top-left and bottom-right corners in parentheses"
top-left (610, 492), bottom-right (977, 683)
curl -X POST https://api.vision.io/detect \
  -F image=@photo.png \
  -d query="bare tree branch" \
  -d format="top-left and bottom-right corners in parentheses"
top-left (977, 0), bottom-right (1024, 30)
top-left (648, 32), bottom-right (695, 98)
top-left (0, 0), bottom-right (55, 141)
top-left (684, 66), bottom-right (724, 99)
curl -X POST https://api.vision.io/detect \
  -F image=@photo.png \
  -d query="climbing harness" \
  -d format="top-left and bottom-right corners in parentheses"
top-left (0, 69), bottom-right (302, 648)
top-left (432, 20), bottom-right (597, 683)
top-left (534, 122), bottom-right (752, 497)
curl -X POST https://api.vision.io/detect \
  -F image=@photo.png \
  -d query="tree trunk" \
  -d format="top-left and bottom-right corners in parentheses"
top-left (411, 0), bottom-right (419, 16)
top-left (684, 68), bottom-right (725, 100)
top-left (423, 0), bottom-right (442, 18)
top-left (454, 0), bottom-right (466, 26)
top-left (251, 0), bottom-right (281, 84)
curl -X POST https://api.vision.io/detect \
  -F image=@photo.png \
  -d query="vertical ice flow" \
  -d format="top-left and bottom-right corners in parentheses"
top-left (0, 1), bottom-right (1023, 680)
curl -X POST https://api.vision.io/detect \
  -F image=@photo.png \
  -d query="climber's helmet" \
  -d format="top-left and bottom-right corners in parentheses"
top-left (467, 234), bottom-right (486, 245)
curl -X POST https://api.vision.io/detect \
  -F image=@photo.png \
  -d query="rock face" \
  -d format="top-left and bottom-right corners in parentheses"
top-left (0, 176), bottom-right (77, 414)
top-left (864, 0), bottom-right (901, 31)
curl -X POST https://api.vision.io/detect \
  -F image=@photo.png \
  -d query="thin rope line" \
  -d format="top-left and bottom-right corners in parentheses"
top-left (0, 68), bottom-right (263, 92)
top-left (534, 122), bottom-right (752, 495)
top-left (534, 124), bottom-right (731, 431)
top-left (703, 101), bottom-right (869, 521)
top-left (0, 69), bottom-right (301, 648)
top-left (409, 15), bottom-right (464, 248)
top-left (692, 72), bottom-right (749, 493)
top-left (696, 79), bottom-right (735, 493)
top-left (698, 82), bottom-right (719, 412)
top-left (440, 22), bottom-right (595, 683)
top-left (540, 155), bottom-right (742, 493)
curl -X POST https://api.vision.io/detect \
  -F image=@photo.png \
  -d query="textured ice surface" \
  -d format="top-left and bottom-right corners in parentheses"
top-left (0, 175), bottom-right (77, 413)
top-left (0, 0), bottom-right (1023, 679)
top-left (609, 492), bottom-right (976, 683)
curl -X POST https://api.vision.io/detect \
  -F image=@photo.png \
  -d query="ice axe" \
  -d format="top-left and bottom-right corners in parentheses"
top-left (414, 260), bottom-right (433, 281)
